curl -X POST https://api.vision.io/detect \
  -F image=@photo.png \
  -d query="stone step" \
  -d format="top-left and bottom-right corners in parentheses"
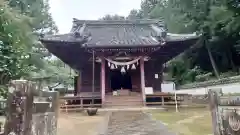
top-left (105, 96), bottom-right (142, 100)
top-left (104, 105), bottom-right (143, 108)
top-left (105, 100), bottom-right (143, 103)
top-left (105, 101), bottom-right (143, 103)
top-left (104, 102), bottom-right (143, 107)
top-left (105, 98), bottom-right (143, 102)
top-left (105, 99), bottom-right (143, 102)
top-left (106, 90), bottom-right (141, 96)
top-left (104, 90), bottom-right (143, 108)
top-left (105, 96), bottom-right (142, 99)
top-left (104, 97), bottom-right (143, 107)
top-left (105, 99), bottom-right (143, 103)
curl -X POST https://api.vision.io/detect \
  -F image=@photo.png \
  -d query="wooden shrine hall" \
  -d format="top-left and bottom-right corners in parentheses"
top-left (40, 19), bottom-right (199, 108)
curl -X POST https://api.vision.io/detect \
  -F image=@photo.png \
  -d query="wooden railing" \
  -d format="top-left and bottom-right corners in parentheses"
top-left (60, 93), bottom-right (102, 112)
top-left (145, 92), bottom-right (186, 106)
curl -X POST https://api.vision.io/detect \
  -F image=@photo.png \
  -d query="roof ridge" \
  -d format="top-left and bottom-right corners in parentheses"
top-left (72, 18), bottom-right (164, 25)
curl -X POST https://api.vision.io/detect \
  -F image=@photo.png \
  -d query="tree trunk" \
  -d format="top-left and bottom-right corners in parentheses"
top-left (204, 0), bottom-right (220, 79)
top-left (205, 41), bottom-right (220, 79)
top-left (227, 47), bottom-right (237, 72)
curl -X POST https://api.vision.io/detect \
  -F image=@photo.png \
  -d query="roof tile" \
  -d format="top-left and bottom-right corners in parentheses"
top-left (41, 19), bottom-right (199, 47)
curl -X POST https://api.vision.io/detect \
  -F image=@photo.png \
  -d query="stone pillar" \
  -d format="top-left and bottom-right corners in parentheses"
top-left (101, 58), bottom-right (106, 105)
top-left (4, 80), bottom-right (35, 135)
top-left (140, 57), bottom-right (146, 105)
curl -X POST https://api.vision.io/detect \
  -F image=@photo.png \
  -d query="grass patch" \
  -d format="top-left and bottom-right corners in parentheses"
top-left (150, 107), bottom-right (213, 135)
top-left (183, 116), bottom-right (212, 135)
top-left (151, 111), bottom-right (190, 124)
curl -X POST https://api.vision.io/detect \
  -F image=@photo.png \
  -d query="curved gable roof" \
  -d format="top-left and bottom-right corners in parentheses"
top-left (41, 19), bottom-right (169, 47)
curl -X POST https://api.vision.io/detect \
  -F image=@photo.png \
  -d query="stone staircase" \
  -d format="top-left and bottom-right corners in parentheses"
top-left (104, 90), bottom-right (143, 108)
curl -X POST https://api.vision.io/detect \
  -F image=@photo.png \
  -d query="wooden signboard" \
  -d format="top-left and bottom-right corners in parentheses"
top-left (145, 87), bottom-right (153, 95)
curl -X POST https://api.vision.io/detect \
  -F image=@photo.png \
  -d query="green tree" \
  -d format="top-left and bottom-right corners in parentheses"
top-left (0, 0), bottom-right (37, 97)
top-left (0, 0), bottom-right (68, 97)
top-left (0, 0), bottom-right (34, 83)
top-left (29, 58), bottom-right (76, 87)
top-left (127, 9), bottom-right (144, 20)
top-left (140, 0), bottom-right (159, 18)
top-left (8, 0), bottom-right (58, 34)
top-left (138, 0), bottom-right (240, 84)
top-left (6, 0), bottom-right (63, 81)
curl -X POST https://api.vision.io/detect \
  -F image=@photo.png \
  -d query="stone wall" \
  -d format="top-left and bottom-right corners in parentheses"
top-left (32, 112), bottom-right (57, 135)
top-left (4, 80), bottom-right (59, 135)
top-left (179, 75), bottom-right (240, 89)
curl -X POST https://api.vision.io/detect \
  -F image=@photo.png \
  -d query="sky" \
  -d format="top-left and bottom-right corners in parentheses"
top-left (49, 0), bottom-right (142, 34)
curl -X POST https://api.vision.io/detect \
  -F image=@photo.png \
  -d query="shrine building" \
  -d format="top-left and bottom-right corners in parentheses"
top-left (40, 19), bottom-right (199, 107)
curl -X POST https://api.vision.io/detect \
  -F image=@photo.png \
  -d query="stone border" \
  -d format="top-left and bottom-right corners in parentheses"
top-left (98, 107), bottom-right (165, 112)
top-left (179, 75), bottom-right (240, 89)
top-left (96, 111), bottom-right (112, 135)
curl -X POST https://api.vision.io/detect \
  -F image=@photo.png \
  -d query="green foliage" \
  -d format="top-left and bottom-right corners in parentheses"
top-left (140, 0), bottom-right (159, 18)
top-left (6, 0), bottom-right (58, 74)
top-left (0, 0), bottom-right (35, 84)
top-left (0, 85), bottom-right (7, 99)
top-left (127, 9), bottom-right (144, 20)
top-left (167, 58), bottom-right (204, 85)
top-left (7, 0), bottom-right (58, 34)
top-left (0, 0), bottom-right (70, 98)
top-left (137, 0), bottom-right (240, 85)
top-left (28, 58), bottom-right (76, 86)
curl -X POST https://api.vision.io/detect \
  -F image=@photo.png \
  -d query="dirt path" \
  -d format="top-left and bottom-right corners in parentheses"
top-left (106, 111), bottom-right (175, 135)
top-left (57, 112), bottom-right (105, 135)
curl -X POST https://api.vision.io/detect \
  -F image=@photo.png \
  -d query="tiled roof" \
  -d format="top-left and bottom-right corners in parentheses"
top-left (40, 33), bottom-right (87, 43)
top-left (41, 32), bottom-right (199, 44)
top-left (41, 19), bottom-right (168, 47)
top-left (41, 19), bottom-right (200, 49)
top-left (82, 24), bottom-right (160, 46)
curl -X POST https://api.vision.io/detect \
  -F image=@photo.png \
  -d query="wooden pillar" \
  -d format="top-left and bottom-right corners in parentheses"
top-left (153, 62), bottom-right (163, 91)
top-left (161, 96), bottom-right (165, 106)
top-left (77, 71), bottom-right (82, 95)
top-left (140, 57), bottom-right (146, 105)
top-left (101, 58), bottom-right (106, 106)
